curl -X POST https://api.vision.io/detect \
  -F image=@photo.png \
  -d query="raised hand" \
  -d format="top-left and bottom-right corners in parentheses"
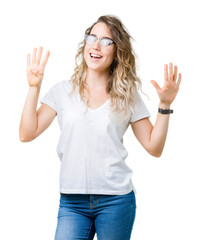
top-left (27, 47), bottom-right (50, 87)
top-left (150, 63), bottom-right (182, 107)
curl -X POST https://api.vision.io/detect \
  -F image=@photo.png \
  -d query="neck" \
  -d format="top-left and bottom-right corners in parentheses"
top-left (85, 69), bottom-right (110, 89)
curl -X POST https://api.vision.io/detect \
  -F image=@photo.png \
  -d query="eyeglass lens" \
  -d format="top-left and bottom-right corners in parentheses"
top-left (86, 35), bottom-right (113, 46)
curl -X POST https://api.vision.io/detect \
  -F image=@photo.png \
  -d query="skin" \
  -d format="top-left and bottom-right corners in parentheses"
top-left (83, 22), bottom-right (116, 107)
top-left (83, 22), bottom-right (182, 157)
top-left (20, 24), bottom-right (182, 159)
top-left (83, 22), bottom-right (116, 89)
top-left (132, 63), bottom-right (181, 157)
top-left (19, 47), bottom-right (52, 141)
top-left (27, 47), bottom-right (50, 87)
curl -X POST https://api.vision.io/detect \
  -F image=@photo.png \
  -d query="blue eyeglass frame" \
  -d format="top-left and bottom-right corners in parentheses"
top-left (84, 34), bottom-right (115, 46)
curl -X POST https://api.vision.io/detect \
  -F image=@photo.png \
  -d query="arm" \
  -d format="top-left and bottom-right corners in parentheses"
top-left (19, 47), bottom-right (54, 142)
top-left (131, 63), bottom-right (182, 157)
top-left (19, 87), bottom-right (57, 142)
top-left (19, 86), bottom-right (41, 141)
top-left (131, 110), bottom-right (169, 158)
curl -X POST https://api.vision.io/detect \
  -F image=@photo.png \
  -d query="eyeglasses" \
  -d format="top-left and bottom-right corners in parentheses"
top-left (84, 34), bottom-right (115, 47)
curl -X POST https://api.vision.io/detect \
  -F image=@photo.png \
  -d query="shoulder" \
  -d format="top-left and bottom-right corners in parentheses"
top-left (133, 91), bottom-right (149, 107)
top-left (131, 90), bottom-right (144, 109)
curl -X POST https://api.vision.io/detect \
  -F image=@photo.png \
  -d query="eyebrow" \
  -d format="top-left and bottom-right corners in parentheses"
top-left (90, 34), bottom-right (113, 40)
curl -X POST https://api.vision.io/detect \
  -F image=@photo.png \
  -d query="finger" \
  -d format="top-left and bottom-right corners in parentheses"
top-left (32, 48), bottom-right (37, 64)
top-left (173, 65), bottom-right (178, 82)
top-left (169, 62), bottom-right (173, 81)
top-left (41, 50), bottom-right (50, 68)
top-left (29, 65), bottom-right (43, 74)
top-left (36, 46), bottom-right (43, 65)
top-left (164, 64), bottom-right (168, 82)
top-left (150, 80), bottom-right (161, 92)
top-left (27, 53), bottom-right (31, 67)
top-left (176, 73), bottom-right (182, 88)
top-left (37, 66), bottom-right (44, 74)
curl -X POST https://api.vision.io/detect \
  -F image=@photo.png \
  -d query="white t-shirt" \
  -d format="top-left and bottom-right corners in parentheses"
top-left (40, 80), bottom-right (151, 195)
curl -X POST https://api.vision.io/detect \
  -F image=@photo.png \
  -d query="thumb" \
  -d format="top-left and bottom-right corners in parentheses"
top-left (150, 80), bottom-right (161, 92)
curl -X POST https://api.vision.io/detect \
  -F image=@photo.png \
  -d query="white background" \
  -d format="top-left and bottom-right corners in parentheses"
top-left (0, 0), bottom-right (200, 239)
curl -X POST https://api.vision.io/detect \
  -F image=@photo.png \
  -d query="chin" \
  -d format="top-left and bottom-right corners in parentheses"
top-left (87, 64), bottom-right (110, 73)
top-left (85, 58), bottom-right (109, 72)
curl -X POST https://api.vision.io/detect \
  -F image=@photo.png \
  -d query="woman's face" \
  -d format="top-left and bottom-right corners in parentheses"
top-left (84, 22), bottom-right (116, 74)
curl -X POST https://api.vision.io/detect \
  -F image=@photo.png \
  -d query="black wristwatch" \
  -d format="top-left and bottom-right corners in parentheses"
top-left (158, 108), bottom-right (173, 114)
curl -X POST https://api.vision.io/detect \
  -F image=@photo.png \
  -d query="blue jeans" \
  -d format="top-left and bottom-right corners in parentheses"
top-left (54, 190), bottom-right (136, 240)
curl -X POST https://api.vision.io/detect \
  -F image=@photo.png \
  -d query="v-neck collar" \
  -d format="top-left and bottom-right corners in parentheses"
top-left (87, 98), bottom-right (110, 112)
top-left (73, 83), bottom-right (110, 112)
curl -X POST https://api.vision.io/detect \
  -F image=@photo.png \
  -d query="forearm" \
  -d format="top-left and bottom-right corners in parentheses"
top-left (19, 86), bottom-right (40, 141)
top-left (148, 103), bottom-right (171, 157)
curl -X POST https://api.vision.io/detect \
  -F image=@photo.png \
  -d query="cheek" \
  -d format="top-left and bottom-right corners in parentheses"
top-left (106, 47), bottom-right (115, 60)
top-left (105, 50), bottom-right (115, 64)
top-left (84, 45), bottom-right (91, 61)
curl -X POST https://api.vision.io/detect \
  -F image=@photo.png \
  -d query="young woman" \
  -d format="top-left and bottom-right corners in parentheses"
top-left (19, 15), bottom-right (181, 240)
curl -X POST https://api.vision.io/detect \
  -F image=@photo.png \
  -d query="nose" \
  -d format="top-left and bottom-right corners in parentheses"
top-left (92, 39), bottom-right (101, 50)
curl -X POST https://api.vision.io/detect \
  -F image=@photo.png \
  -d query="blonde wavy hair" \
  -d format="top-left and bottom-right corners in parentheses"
top-left (70, 15), bottom-right (142, 123)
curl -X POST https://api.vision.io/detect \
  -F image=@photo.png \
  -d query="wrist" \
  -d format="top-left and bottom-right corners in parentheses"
top-left (29, 85), bottom-right (41, 93)
top-left (158, 102), bottom-right (173, 114)
top-left (158, 102), bottom-right (171, 109)
top-left (29, 83), bottom-right (41, 89)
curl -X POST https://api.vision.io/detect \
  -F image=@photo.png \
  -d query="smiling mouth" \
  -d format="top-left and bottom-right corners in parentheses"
top-left (90, 53), bottom-right (103, 59)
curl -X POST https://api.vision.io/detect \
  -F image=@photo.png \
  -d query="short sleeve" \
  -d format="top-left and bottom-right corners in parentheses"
top-left (130, 92), bottom-right (151, 123)
top-left (39, 83), bottom-right (59, 113)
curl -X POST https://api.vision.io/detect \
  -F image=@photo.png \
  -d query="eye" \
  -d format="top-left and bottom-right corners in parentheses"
top-left (85, 35), bottom-right (97, 43)
top-left (101, 38), bottom-right (114, 46)
top-left (100, 39), bottom-right (110, 46)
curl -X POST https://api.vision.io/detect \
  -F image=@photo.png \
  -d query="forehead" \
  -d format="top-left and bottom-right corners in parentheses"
top-left (90, 22), bottom-right (112, 38)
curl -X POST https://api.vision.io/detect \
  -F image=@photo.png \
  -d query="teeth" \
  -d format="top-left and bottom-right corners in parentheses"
top-left (90, 54), bottom-right (102, 58)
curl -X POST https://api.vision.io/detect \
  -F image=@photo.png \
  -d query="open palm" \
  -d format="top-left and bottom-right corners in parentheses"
top-left (151, 63), bottom-right (182, 106)
top-left (27, 47), bottom-right (50, 87)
